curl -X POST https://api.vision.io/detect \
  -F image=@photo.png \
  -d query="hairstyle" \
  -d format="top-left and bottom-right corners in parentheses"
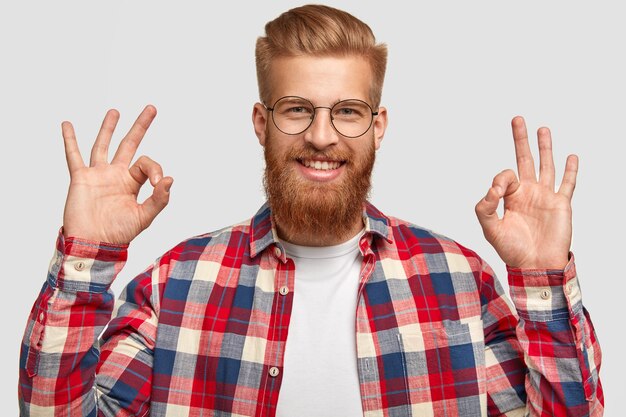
top-left (255, 4), bottom-right (388, 108)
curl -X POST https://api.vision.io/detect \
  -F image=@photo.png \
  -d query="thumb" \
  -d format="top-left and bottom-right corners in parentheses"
top-left (475, 185), bottom-right (501, 239)
top-left (141, 176), bottom-right (174, 225)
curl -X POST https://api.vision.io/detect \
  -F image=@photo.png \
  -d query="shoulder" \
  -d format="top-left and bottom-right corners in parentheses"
top-left (383, 214), bottom-right (486, 273)
top-left (159, 218), bottom-right (253, 266)
top-left (379, 214), bottom-right (500, 299)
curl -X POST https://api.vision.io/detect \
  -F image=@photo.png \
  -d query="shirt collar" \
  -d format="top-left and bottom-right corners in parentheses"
top-left (249, 201), bottom-right (393, 258)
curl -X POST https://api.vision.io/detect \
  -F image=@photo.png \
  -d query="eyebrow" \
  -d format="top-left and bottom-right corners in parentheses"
top-left (293, 97), bottom-right (366, 106)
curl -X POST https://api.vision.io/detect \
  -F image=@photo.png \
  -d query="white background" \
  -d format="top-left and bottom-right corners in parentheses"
top-left (1, 1), bottom-right (623, 415)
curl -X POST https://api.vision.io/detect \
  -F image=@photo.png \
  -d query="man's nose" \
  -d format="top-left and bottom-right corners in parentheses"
top-left (303, 107), bottom-right (340, 150)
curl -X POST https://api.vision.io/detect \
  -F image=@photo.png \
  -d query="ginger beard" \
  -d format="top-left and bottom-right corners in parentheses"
top-left (263, 130), bottom-right (376, 244)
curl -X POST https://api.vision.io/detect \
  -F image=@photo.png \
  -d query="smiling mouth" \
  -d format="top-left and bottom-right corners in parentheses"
top-left (298, 158), bottom-right (345, 171)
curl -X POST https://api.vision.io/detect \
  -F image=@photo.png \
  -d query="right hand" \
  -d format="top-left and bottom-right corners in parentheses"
top-left (62, 105), bottom-right (174, 245)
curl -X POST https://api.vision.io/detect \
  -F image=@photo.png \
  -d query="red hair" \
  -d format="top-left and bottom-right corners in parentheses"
top-left (255, 4), bottom-right (387, 107)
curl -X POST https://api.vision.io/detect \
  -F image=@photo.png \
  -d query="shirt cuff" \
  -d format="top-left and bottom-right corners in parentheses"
top-left (47, 228), bottom-right (129, 293)
top-left (507, 252), bottom-right (582, 322)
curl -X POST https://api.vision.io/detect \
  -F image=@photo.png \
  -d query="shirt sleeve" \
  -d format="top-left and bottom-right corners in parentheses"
top-left (479, 254), bottom-right (604, 416)
top-left (18, 230), bottom-right (162, 416)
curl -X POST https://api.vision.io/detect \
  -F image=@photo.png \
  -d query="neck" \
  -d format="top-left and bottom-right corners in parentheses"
top-left (275, 214), bottom-right (364, 247)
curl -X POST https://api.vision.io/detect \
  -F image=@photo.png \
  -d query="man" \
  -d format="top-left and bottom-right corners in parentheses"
top-left (19, 4), bottom-right (602, 416)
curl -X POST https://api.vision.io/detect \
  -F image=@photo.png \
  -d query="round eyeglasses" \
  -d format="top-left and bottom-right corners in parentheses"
top-left (265, 96), bottom-right (378, 138)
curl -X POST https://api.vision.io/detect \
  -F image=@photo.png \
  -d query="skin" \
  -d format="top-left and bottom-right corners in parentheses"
top-left (252, 55), bottom-right (388, 246)
top-left (474, 117), bottom-right (577, 269)
top-left (60, 58), bottom-right (577, 269)
top-left (62, 105), bottom-right (173, 245)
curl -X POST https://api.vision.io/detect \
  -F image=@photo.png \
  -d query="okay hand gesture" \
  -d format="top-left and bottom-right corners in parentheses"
top-left (475, 116), bottom-right (577, 269)
top-left (62, 105), bottom-right (173, 245)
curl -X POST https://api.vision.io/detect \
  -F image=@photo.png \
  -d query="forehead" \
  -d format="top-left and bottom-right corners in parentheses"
top-left (267, 55), bottom-right (373, 104)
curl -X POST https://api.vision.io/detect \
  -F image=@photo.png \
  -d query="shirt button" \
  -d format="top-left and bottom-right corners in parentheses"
top-left (269, 366), bottom-right (280, 377)
top-left (565, 283), bottom-right (573, 295)
top-left (39, 312), bottom-right (44, 322)
top-left (74, 261), bottom-right (86, 271)
top-left (274, 247), bottom-right (282, 258)
top-left (540, 289), bottom-right (551, 300)
top-left (279, 286), bottom-right (289, 296)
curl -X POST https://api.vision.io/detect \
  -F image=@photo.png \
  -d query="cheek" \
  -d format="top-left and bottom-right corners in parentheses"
top-left (350, 136), bottom-right (376, 162)
top-left (264, 132), bottom-right (292, 164)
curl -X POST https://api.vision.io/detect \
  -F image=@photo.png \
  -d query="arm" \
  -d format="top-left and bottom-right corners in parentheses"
top-left (477, 256), bottom-right (603, 417)
top-left (18, 234), bottom-right (141, 415)
top-left (507, 257), bottom-right (602, 416)
top-left (19, 233), bottom-right (165, 416)
top-left (19, 106), bottom-right (173, 415)
top-left (475, 117), bottom-right (603, 416)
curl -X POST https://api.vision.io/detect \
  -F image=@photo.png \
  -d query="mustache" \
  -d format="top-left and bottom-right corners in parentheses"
top-left (285, 143), bottom-right (351, 162)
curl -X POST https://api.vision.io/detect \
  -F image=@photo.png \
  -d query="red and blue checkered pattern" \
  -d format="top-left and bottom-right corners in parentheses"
top-left (19, 203), bottom-right (603, 416)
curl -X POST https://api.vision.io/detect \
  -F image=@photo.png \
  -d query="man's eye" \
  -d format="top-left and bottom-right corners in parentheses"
top-left (335, 107), bottom-right (364, 117)
top-left (289, 106), bottom-right (308, 113)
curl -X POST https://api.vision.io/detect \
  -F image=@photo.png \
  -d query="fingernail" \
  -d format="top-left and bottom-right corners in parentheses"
top-left (165, 183), bottom-right (171, 193)
top-left (494, 186), bottom-right (502, 195)
top-left (154, 175), bottom-right (162, 183)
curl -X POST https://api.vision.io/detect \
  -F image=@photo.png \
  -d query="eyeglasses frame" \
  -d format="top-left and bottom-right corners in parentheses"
top-left (264, 95), bottom-right (379, 138)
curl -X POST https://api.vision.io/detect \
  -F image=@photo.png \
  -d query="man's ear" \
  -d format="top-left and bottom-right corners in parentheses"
top-left (373, 106), bottom-right (388, 150)
top-left (252, 103), bottom-right (269, 146)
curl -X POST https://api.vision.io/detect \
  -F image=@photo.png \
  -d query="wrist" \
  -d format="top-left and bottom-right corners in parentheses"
top-left (508, 252), bottom-right (574, 272)
top-left (61, 226), bottom-right (132, 246)
top-left (509, 252), bottom-right (570, 270)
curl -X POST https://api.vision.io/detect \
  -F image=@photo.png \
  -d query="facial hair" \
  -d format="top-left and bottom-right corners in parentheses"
top-left (263, 131), bottom-right (375, 245)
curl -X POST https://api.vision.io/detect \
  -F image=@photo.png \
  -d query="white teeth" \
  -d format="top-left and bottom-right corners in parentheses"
top-left (302, 159), bottom-right (341, 170)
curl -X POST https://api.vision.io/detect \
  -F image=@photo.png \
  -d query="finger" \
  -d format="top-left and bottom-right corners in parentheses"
top-left (111, 105), bottom-right (157, 166)
top-left (128, 155), bottom-right (163, 187)
top-left (140, 176), bottom-right (174, 226)
top-left (475, 185), bottom-right (501, 235)
top-left (492, 168), bottom-right (521, 198)
top-left (61, 121), bottom-right (85, 174)
top-left (90, 109), bottom-right (120, 167)
top-left (537, 127), bottom-right (555, 190)
top-left (511, 116), bottom-right (537, 182)
top-left (558, 154), bottom-right (579, 199)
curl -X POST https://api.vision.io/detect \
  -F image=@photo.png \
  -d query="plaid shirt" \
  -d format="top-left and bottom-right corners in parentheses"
top-left (20, 202), bottom-right (603, 416)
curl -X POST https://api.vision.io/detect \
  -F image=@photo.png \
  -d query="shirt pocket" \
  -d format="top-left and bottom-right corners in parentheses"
top-left (398, 320), bottom-right (486, 415)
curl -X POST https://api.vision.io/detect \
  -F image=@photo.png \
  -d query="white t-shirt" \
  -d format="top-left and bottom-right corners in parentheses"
top-left (276, 231), bottom-right (365, 417)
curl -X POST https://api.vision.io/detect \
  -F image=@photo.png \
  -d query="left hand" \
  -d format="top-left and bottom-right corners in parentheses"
top-left (475, 116), bottom-right (578, 269)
